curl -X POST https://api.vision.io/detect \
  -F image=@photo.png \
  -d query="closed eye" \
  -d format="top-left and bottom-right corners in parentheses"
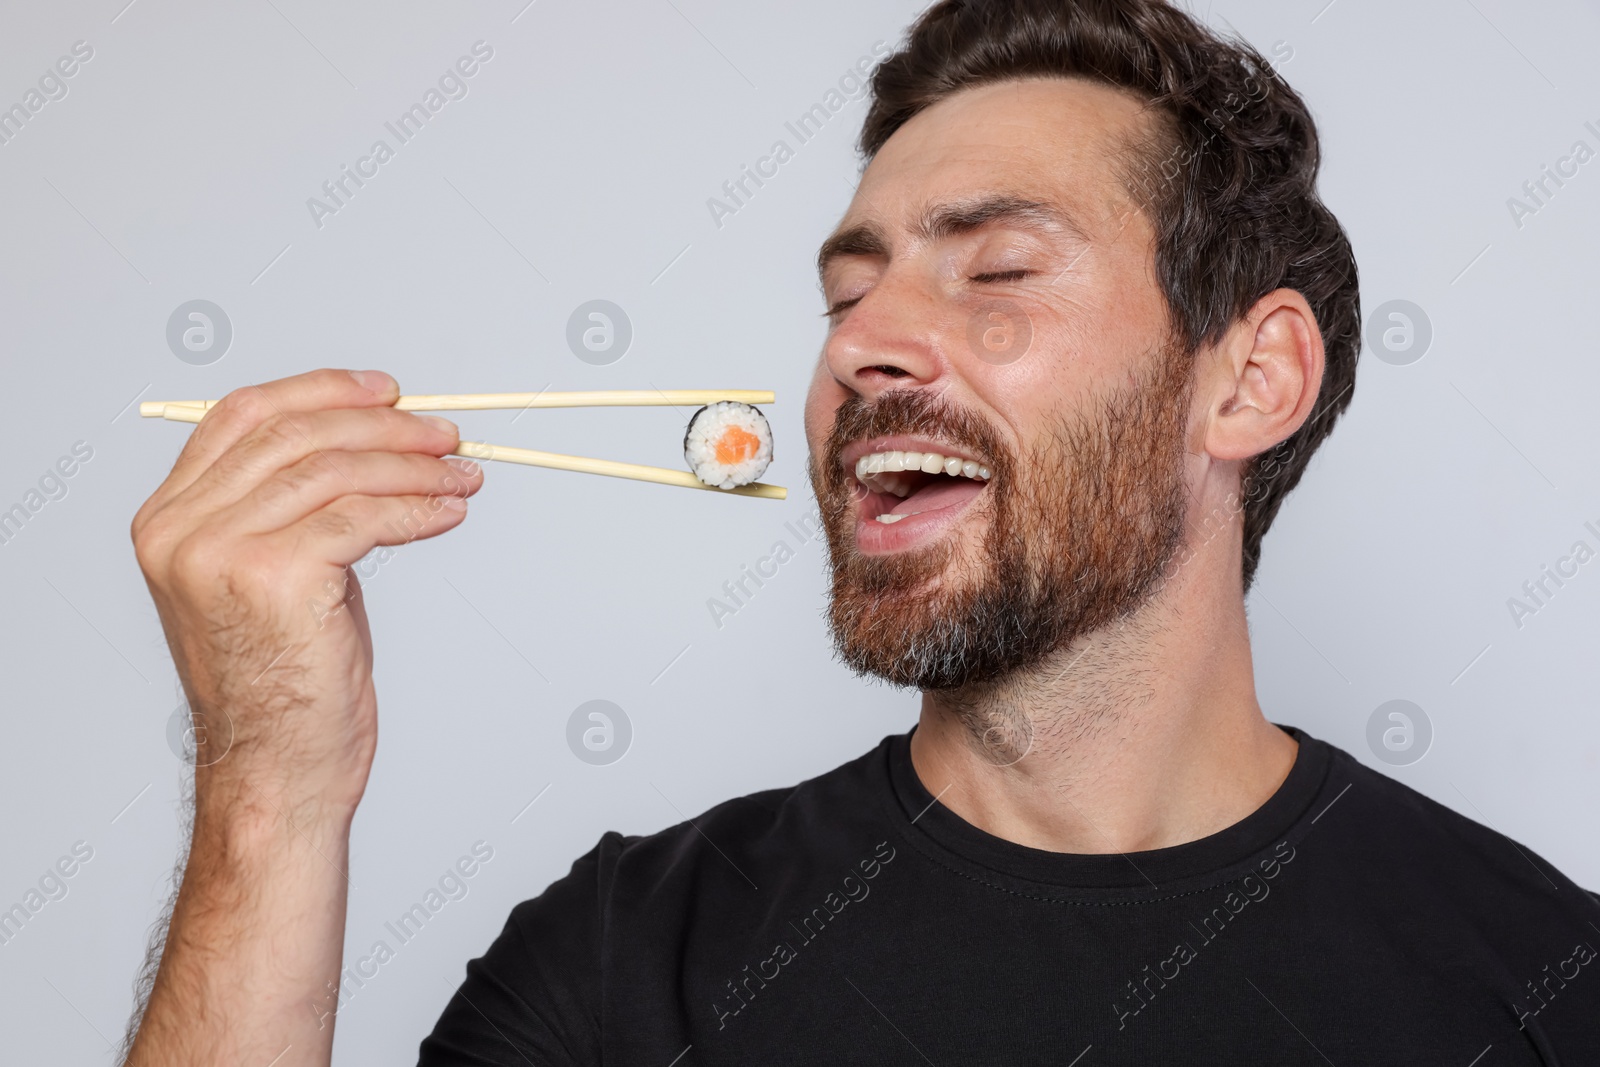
top-left (826, 269), bottom-right (1032, 317)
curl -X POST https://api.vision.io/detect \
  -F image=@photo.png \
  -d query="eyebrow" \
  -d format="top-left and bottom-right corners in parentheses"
top-left (815, 194), bottom-right (1087, 282)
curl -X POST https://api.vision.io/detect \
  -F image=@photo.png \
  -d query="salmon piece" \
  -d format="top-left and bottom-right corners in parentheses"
top-left (714, 425), bottom-right (761, 465)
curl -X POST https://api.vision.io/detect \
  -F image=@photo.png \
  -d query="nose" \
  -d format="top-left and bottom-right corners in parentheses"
top-left (822, 271), bottom-right (950, 404)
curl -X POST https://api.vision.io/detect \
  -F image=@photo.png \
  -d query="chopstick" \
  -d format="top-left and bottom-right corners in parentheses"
top-left (150, 403), bottom-right (788, 500)
top-left (138, 389), bottom-right (774, 417)
top-left (454, 440), bottom-right (786, 499)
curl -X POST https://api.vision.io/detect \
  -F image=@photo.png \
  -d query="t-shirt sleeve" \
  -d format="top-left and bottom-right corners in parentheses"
top-left (416, 834), bottom-right (623, 1066)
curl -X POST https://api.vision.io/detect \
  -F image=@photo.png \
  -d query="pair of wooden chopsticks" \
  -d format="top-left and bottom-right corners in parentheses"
top-left (141, 390), bottom-right (786, 499)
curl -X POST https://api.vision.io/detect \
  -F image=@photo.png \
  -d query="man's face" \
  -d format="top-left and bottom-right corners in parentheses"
top-left (804, 77), bottom-right (1200, 690)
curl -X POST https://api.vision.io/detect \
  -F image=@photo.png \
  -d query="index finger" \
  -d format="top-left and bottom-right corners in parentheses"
top-left (143, 368), bottom-right (402, 517)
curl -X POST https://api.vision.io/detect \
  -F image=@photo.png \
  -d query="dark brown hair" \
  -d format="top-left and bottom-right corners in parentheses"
top-left (859, 0), bottom-right (1359, 590)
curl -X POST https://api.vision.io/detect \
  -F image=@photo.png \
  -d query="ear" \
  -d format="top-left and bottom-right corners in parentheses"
top-left (1203, 288), bottom-right (1325, 463)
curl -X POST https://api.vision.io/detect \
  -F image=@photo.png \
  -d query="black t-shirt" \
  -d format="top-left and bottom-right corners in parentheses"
top-left (418, 726), bottom-right (1600, 1064)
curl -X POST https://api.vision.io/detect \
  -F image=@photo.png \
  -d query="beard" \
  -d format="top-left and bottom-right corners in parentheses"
top-left (807, 337), bottom-right (1195, 692)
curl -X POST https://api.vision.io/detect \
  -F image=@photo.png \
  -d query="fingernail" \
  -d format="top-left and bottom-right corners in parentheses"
top-left (420, 415), bottom-right (458, 436)
top-left (349, 369), bottom-right (395, 392)
top-left (440, 495), bottom-right (468, 511)
top-left (444, 456), bottom-right (482, 477)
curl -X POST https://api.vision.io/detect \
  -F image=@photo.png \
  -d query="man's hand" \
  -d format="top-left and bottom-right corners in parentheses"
top-left (124, 369), bottom-right (482, 1066)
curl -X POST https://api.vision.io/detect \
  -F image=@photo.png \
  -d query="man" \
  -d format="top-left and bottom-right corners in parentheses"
top-left (124, 1), bottom-right (1600, 1064)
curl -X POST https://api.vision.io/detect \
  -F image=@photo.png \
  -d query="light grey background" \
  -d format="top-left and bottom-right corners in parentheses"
top-left (2, 0), bottom-right (1598, 1062)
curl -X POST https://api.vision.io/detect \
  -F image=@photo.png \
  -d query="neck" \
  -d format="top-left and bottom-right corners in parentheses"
top-left (910, 528), bottom-right (1297, 855)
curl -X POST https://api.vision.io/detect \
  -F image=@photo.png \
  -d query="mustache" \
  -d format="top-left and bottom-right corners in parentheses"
top-left (823, 389), bottom-right (1007, 483)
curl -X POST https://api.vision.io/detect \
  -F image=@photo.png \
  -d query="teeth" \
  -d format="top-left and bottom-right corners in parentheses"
top-left (874, 513), bottom-right (908, 524)
top-left (852, 448), bottom-right (991, 493)
top-left (877, 472), bottom-right (913, 497)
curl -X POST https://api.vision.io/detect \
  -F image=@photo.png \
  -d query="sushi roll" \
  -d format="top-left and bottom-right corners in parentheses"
top-left (684, 401), bottom-right (773, 489)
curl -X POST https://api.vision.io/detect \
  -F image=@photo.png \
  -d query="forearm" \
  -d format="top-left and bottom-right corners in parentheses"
top-left (125, 791), bottom-right (356, 1067)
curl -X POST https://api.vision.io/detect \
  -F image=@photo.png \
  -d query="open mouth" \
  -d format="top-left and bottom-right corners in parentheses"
top-left (848, 446), bottom-right (992, 552)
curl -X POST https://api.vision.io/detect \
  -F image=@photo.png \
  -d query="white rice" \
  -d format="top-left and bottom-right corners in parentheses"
top-left (683, 401), bottom-right (773, 489)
